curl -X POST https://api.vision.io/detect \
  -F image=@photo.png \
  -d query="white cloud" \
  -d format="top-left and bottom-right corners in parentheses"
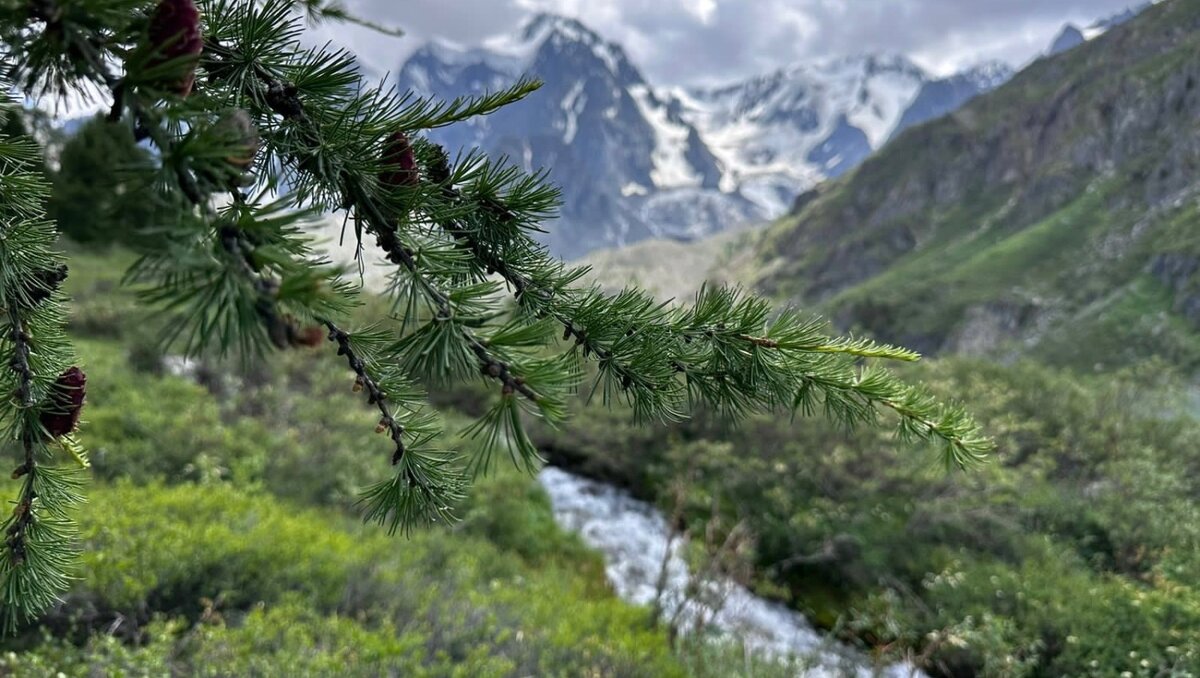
top-left (684, 0), bottom-right (718, 24)
top-left (331, 0), bottom-right (1146, 85)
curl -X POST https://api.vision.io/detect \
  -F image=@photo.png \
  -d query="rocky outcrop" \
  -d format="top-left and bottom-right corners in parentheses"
top-left (1150, 253), bottom-right (1200, 326)
top-left (945, 301), bottom-right (1043, 356)
top-left (890, 62), bottom-right (1013, 140)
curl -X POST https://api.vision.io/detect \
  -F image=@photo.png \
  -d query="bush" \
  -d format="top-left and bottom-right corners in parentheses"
top-left (10, 482), bottom-right (689, 677)
top-left (48, 116), bottom-right (165, 247)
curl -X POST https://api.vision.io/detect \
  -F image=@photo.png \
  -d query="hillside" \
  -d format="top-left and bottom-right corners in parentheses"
top-left (748, 0), bottom-right (1200, 372)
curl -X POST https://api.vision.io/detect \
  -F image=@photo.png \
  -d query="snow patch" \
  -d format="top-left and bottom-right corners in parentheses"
top-left (422, 39), bottom-right (524, 74)
top-left (673, 54), bottom-right (925, 216)
top-left (521, 142), bottom-right (534, 173)
top-left (486, 13), bottom-right (626, 76)
top-left (561, 81), bottom-right (587, 144)
top-left (629, 84), bottom-right (703, 189)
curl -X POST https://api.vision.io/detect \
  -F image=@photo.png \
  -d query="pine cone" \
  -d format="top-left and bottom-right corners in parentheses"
top-left (20, 264), bottom-right (68, 309)
top-left (215, 109), bottom-right (260, 171)
top-left (427, 145), bottom-right (453, 184)
top-left (380, 132), bottom-right (420, 190)
top-left (200, 109), bottom-right (260, 188)
top-left (39, 367), bottom-right (86, 439)
top-left (146, 0), bottom-right (203, 97)
top-left (293, 325), bottom-right (326, 348)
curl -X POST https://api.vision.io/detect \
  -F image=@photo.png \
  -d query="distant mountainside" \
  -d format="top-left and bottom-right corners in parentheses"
top-left (748, 0), bottom-right (1200, 372)
top-left (395, 14), bottom-right (1011, 258)
top-left (889, 64), bottom-right (1014, 142)
top-left (1047, 24), bottom-right (1087, 55)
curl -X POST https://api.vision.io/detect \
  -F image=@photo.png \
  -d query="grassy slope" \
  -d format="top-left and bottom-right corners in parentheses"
top-left (748, 0), bottom-right (1200, 371)
top-left (0, 248), bottom-right (796, 678)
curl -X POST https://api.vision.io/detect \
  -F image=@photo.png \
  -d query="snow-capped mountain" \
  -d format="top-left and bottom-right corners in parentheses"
top-left (675, 55), bottom-right (928, 214)
top-left (396, 15), bottom-right (749, 257)
top-left (395, 14), bottom-right (1009, 258)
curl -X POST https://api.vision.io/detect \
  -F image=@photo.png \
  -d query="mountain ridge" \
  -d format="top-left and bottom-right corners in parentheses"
top-left (394, 13), bottom-right (1011, 258)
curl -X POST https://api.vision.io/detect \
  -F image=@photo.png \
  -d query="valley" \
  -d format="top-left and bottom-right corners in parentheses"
top-left (3, 1), bottom-right (1198, 676)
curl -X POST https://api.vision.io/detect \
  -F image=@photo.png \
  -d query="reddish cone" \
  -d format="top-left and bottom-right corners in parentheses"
top-left (39, 367), bottom-right (86, 439)
top-left (379, 132), bottom-right (420, 190)
top-left (146, 0), bottom-right (203, 97)
top-left (294, 325), bottom-right (326, 348)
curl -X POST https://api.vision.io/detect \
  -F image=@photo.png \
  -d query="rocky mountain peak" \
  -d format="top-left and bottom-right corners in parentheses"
top-left (1048, 24), bottom-right (1086, 56)
top-left (1046, 2), bottom-right (1154, 56)
top-left (521, 12), bottom-right (602, 46)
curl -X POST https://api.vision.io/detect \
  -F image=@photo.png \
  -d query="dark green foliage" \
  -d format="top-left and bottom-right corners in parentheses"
top-left (0, 303), bottom-right (803, 676)
top-left (0, 100), bottom-right (87, 633)
top-left (63, 253), bottom-right (1188, 674)
top-left (47, 115), bottom-right (161, 246)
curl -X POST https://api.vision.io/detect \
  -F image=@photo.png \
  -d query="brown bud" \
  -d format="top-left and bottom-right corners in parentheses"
top-left (146, 0), bottom-right (203, 97)
top-left (352, 376), bottom-right (364, 393)
top-left (379, 132), bottom-right (420, 190)
top-left (375, 419), bottom-right (389, 435)
top-left (39, 367), bottom-right (86, 439)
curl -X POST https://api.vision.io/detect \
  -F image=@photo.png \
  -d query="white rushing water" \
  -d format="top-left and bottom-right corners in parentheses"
top-left (537, 467), bottom-right (925, 678)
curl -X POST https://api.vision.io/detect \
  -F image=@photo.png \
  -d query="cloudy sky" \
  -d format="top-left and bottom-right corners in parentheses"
top-left (318, 0), bottom-right (1145, 84)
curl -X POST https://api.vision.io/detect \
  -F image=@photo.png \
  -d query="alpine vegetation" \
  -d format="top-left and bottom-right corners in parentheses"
top-left (0, 0), bottom-right (992, 630)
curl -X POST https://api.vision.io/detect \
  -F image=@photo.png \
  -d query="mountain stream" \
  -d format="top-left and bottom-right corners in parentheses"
top-left (537, 467), bottom-right (925, 678)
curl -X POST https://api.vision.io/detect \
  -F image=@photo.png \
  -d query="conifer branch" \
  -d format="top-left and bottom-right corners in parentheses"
top-left (323, 319), bottom-right (407, 464)
top-left (0, 108), bottom-right (85, 632)
top-left (197, 0), bottom-right (988, 454)
top-left (5, 317), bottom-right (37, 567)
top-left (201, 38), bottom-right (546, 405)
